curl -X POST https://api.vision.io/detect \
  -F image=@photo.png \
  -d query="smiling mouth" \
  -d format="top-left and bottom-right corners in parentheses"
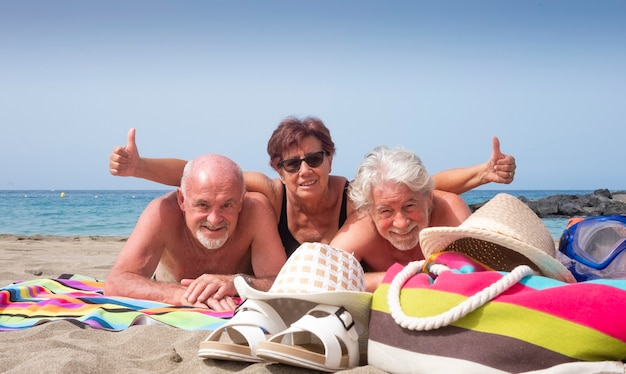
top-left (390, 226), bottom-right (418, 237)
top-left (202, 222), bottom-right (227, 232)
top-left (300, 180), bottom-right (317, 187)
top-left (391, 231), bottom-right (410, 238)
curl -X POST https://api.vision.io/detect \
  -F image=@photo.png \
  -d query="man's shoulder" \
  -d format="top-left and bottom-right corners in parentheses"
top-left (431, 190), bottom-right (471, 226)
top-left (433, 189), bottom-right (464, 200)
top-left (242, 191), bottom-right (270, 206)
top-left (148, 191), bottom-right (179, 208)
top-left (332, 213), bottom-right (381, 255)
top-left (240, 192), bottom-right (274, 219)
top-left (127, 191), bottom-right (184, 251)
top-left (143, 191), bottom-right (183, 221)
top-left (432, 190), bottom-right (468, 208)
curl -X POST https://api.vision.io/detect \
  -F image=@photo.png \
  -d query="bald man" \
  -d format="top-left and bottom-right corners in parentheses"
top-left (105, 154), bottom-right (286, 311)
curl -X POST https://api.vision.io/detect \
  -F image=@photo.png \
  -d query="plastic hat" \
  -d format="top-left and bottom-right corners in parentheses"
top-left (235, 242), bottom-right (373, 327)
top-left (419, 193), bottom-right (576, 283)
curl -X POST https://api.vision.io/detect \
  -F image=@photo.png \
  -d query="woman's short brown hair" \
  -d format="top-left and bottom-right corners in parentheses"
top-left (267, 116), bottom-right (336, 170)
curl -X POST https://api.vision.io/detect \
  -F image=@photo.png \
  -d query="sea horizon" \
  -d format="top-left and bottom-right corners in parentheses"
top-left (0, 189), bottom-right (605, 239)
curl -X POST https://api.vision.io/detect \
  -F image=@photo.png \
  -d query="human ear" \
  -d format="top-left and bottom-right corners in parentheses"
top-left (176, 188), bottom-right (185, 210)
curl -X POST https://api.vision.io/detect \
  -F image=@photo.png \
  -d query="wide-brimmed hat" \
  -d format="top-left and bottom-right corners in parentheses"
top-left (420, 193), bottom-right (576, 283)
top-left (235, 242), bottom-right (373, 327)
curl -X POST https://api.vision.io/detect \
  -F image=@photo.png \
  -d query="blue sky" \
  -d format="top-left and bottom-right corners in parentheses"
top-left (1, 1), bottom-right (624, 191)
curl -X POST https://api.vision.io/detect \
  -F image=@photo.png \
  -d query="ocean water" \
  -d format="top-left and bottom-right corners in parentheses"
top-left (0, 189), bottom-right (593, 239)
top-left (0, 190), bottom-right (171, 237)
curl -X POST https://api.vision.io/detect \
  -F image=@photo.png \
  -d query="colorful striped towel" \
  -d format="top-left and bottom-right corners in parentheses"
top-left (0, 275), bottom-right (229, 331)
top-left (368, 263), bottom-right (626, 373)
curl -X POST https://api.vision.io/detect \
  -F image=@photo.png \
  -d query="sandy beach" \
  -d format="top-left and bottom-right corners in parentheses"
top-left (0, 235), bottom-right (385, 373)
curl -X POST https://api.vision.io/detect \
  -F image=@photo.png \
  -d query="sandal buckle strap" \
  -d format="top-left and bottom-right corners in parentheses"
top-left (334, 306), bottom-right (355, 331)
top-left (233, 299), bottom-right (247, 315)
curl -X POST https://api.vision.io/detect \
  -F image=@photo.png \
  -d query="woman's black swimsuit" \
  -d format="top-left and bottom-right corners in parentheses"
top-left (278, 181), bottom-right (349, 257)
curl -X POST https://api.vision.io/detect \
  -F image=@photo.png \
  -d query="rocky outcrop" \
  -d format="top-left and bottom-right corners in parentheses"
top-left (469, 189), bottom-right (626, 218)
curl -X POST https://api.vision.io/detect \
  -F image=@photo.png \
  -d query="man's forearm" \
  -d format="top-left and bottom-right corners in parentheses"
top-left (433, 164), bottom-right (485, 195)
top-left (235, 274), bottom-right (277, 293)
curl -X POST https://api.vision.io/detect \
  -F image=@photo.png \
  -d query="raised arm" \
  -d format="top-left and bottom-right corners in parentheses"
top-left (109, 128), bottom-right (187, 186)
top-left (432, 136), bottom-right (516, 195)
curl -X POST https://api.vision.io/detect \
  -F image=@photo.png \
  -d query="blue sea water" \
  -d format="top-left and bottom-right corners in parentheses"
top-left (0, 189), bottom-right (593, 239)
top-left (0, 190), bottom-right (171, 237)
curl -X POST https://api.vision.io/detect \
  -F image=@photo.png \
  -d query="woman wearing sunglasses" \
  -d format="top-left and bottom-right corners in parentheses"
top-left (109, 116), bottom-right (516, 257)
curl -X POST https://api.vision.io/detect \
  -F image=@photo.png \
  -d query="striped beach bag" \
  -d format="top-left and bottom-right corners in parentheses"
top-left (368, 261), bottom-right (626, 373)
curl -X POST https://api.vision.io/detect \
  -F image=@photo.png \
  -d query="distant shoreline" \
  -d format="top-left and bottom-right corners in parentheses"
top-left (0, 234), bottom-right (128, 242)
top-left (0, 233), bottom-right (559, 250)
top-left (1, 189), bottom-right (617, 239)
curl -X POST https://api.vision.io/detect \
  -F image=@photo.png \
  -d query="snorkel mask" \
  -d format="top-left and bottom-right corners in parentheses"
top-left (558, 215), bottom-right (626, 281)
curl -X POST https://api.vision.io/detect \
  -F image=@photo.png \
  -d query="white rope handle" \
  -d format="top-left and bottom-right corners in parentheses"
top-left (387, 260), bottom-right (535, 331)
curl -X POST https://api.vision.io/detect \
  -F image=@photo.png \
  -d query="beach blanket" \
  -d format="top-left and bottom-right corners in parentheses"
top-left (0, 274), bottom-right (230, 331)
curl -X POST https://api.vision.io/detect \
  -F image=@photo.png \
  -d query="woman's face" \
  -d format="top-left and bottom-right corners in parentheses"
top-left (278, 135), bottom-right (332, 199)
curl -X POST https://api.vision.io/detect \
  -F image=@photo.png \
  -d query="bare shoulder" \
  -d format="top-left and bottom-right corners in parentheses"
top-left (243, 171), bottom-right (283, 221)
top-left (242, 191), bottom-right (273, 208)
top-left (244, 172), bottom-right (283, 203)
top-left (433, 189), bottom-right (465, 204)
top-left (329, 174), bottom-right (349, 187)
top-left (240, 192), bottom-right (276, 222)
top-left (330, 212), bottom-right (380, 260)
top-left (431, 190), bottom-right (471, 227)
top-left (132, 191), bottom-right (183, 238)
top-left (329, 175), bottom-right (354, 213)
top-left (142, 191), bottom-right (181, 216)
top-left (117, 191), bottom-right (181, 266)
top-left (330, 174), bottom-right (349, 193)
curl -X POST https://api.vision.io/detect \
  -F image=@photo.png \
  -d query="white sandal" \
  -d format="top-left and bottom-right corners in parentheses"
top-left (256, 304), bottom-right (360, 372)
top-left (198, 298), bottom-right (313, 363)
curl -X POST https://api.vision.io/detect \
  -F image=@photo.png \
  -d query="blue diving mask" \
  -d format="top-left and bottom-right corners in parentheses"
top-left (558, 215), bottom-right (626, 280)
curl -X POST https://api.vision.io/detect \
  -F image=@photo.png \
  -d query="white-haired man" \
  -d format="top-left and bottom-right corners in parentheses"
top-left (330, 146), bottom-right (471, 291)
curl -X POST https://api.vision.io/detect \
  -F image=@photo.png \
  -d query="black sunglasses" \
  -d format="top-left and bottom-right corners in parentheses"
top-left (278, 151), bottom-right (327, 173)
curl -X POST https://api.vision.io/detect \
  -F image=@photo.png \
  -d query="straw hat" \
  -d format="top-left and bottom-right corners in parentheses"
top-left (235, 242), bottom-right (372, 327)
top-left (420, 193), bottom-right (576, 283)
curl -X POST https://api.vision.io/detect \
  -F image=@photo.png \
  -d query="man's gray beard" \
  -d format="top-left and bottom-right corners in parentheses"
top-left (387, 234), bottom-right (420, 251)
top-left (385, 223), bottom-right (420, 251)
top-left (197, 230), bottom-right (228, 250)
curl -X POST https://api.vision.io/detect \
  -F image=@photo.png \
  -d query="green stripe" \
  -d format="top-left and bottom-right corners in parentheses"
top-left (374, 284), bottom-right (626, 361)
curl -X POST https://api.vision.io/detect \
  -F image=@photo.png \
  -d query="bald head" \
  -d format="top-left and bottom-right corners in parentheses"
top-left (180, 154), bottom-right (245, 199)
top-left (178, 154), bottom-right (245, 250)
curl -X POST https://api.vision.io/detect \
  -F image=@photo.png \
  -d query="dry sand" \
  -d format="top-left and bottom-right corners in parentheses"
top-left (0, 235), bottom-right (386, 373)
